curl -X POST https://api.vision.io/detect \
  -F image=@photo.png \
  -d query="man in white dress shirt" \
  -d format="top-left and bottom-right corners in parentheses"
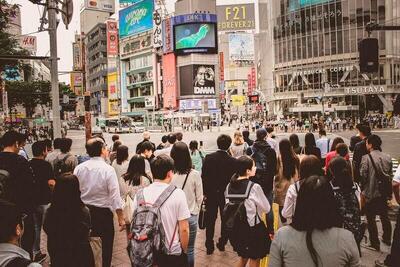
top-left (154, 133), bottom-right (177, 157)
top-left (316, 129), bottom-right (331, 166)
top-left (73, 137), bottom-right (124, 267)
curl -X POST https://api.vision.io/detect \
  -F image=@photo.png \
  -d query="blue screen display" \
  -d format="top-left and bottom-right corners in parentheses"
top-left (289, 0), bottom-right (332, 11)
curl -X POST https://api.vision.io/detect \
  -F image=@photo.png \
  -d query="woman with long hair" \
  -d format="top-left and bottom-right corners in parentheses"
top-left (281, 155), bottom-right (322, 223)
top-left (112, 145), bottom-right (129, 185)
top-left (43, 174), bottom-right (94, 267)
top-left (289, 134), bottom-right (302, 155)
top-left (109, 140), bottom-right (121, 164)
top-left (122, 155), bottom-right (152, 199)
top-left (189, 140), bottom-right (204, 172)
top-left (302, 133), bottom-right (321, 161)
top-left (170, 142), bottom-right (203, 267)
top-left (230, 130), bottom-right (248, 158)
top-left (274, 139), bottom-right (300, 224)
top-left (270, 176), bottom-right (360, 267)
top-left (325, 137), bottom-right (350, 170)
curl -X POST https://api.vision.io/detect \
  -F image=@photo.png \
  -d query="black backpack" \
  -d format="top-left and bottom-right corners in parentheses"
top-left (54, 155), bottom-right (71, 178)
top-left (0, 169), bottom-right (12, 202)
top-left (5, 257), bottom-right (33, 267)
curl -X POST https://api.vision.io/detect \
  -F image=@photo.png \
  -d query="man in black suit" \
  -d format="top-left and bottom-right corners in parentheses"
top-left (352, 124), bottom-right (371, 183)
top-left (349, 124), bottom-right (363, 152)
top-left (201, 134), bottom-right (237, 255)
top-left (136, 131), bottom-right (156, 154)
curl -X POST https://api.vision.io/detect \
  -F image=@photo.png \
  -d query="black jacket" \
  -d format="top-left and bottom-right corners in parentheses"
top-left (246, 140), bottom-right (277, 195)
top-left (201, 150), bottom-right (237, 199)
top-left (135, 139), bottom-right (156, 154)
top-left (349, 135), bottom-right (362, 152)
top-left (353, 138), bottom-right (368, 183)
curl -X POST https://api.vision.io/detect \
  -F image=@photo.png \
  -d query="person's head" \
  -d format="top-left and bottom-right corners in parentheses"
top-left (217, 134), bottom-right (232, 151)
top-left (242, 130), bottom-right (250, 140)
top-left (299, 155), bottom-right (323, 180)
top-left (139, 141), bottom-right (154, 158)
top-left (195, 66), bottom-right (207, 86)
top-left (359, 124), bottom-right (371, 139)
top-left (279, 139), bottom-right (299, 179)
top-left (17, 134), bottom-right (26, 148)
top-left (231, 156), bottom-right (256, 183)
top-left (0, 131), bottom-right (20, 153)
top-left (112, 140), bottom-right (122, 152)
top-left (167, 133), bottom-right (177, 145)
top-left (304, 133), bottom-right (316, 148)
top-left (266, 126), bottom-right (274, 137)
top-left (175, 132), bottom-right (183, 142)
top-left (366, 134), bottom-right (382, 152)
top-left (335, 143), bottom-right (349, 158)
top-left (59, 138), bottom-right (73, 154)
top-left (189, 140), bottom-right (198, 152)
top-left (53, 138), bottom-right (62, 150)
top-left (0, 200), bottom-right (26, 245)
top-left (291, 176), bottom-right (342, 266)
top-left (50, 174), bottom-right (83, 212)
top-left (233, 130), bottom-right (244, 145)
top-left (328, 157), bottom-right (353, 191)
top-left (86, 137), bottom-right (108, 158)
top-left (289, 134), bottom-right (300, 149)
top-left (124, 155), bottom-right (147, 186)
top-left (170, 142), bottom-right (192, 175)
top-left (43, 139), bottom-right (53, 152)
top-left (32, 141), bottom-right (48, 159)
top-left (150, 154), bottom-right (175, 182)
top-left (161, 135), bottom-right (168, 144)
top-left (116, 145), bottom-right (129, 165)
top-left (355, 123), bottom-right (363, 134)
top-left (111, 134), bottom-right (120, 143)
top-left (330, 137), bottom-right (345, 152)
top-left (256, 128), bottom-right (267, 141)
top-left (143, 131), bottom-right (150, 141)
top-left (318, 129), bottom-right (327, 137)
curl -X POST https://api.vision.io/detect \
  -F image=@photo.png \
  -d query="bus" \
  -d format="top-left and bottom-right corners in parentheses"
top-left (96, 117), bottom-right (144, 133)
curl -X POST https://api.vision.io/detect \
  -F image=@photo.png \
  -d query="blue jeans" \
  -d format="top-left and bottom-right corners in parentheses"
top-left (188, 215), bottom-right (198, 267)
top-left (33, 204), bottom-right (48, 255)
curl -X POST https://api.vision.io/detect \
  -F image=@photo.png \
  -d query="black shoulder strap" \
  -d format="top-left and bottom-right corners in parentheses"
top-left (368, 154), bottom-right (383, 180)
top-left (5, 257), bottom-right (32, 267)
top-left (182, 170), bottom-right (191, 190)
top-left (294, 182), bottom-right (299, 194)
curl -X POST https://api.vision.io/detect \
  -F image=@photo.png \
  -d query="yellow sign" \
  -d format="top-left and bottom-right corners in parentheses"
top-left (107, 72), bottom-right (119, 116)
top-left (231, 95), bottom-right (246, 106)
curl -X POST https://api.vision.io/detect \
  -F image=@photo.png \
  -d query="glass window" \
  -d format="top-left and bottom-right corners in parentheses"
top-left (342, 0), bottom-right (350, 26)
top-left (343, 29), bottom-right (350, 53)
top-left (331, 32), bottom-right (337, 55)
top-left (356, 0), bottom-right (363, 27)
top-left (337, 31), bottom-right (343, 54)
top-left (307, 35), bottom-right (312, 58)
top-left (319, 33), bottom-right (324, 56)
top-left (324, 33), bottom-right (331, 55)
top-left (349, 0), bottom-right (356, 26)
top-left (302, 36), bottom-right (307, 59)
top-left (297, 37), bottom-right (302, 60)
top-left (371, 0), bottom-right (377, 21)
top-left (363, 0), bottom-right (371, 24)
top-left (312, 34), bottom-right (318, 57)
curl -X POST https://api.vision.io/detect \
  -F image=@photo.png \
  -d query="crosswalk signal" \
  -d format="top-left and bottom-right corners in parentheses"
top-left (359, 38), bottom-right (379, 73)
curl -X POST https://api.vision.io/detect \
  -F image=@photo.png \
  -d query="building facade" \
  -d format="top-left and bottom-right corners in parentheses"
top-left (270, 0), bottom-right (400, 118)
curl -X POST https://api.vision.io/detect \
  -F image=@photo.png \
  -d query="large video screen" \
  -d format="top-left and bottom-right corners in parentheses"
top-left (174, 23), bottom-right (217, 54)
top-left (289, 0), bottom-right (332, 11)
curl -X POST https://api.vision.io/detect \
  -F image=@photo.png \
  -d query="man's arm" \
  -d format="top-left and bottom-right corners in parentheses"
top-left (107, 168), bottom-right (125, 229)
top-left (178, 219), bottom-right (189, 253)
top-left (393, 181), bottom-right (400, 205)
top-left (201, 155), bottom-right (211, 197)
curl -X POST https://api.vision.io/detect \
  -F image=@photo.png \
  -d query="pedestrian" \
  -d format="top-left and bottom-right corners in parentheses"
top-left (353, 125), bottom-right (371, 183)
top-left (0, 131), bottom-right (35, 258)
top-left (242, 130), bottom-right (254, 147)
top-left (45, 138), bottom-right (62, 168)
top-left (289, 133), bottom-right (302, 155)
top-left (175, 132), bottom-right (183, 142)
top-left (274, 139), bottom-right (299, 224)
top-left (224, 156), bottom-right (270, 267)
top-left (281, 155), bottom-right (322, 223)
top-left (349, 124), bottom-right (363, 152)
top-left (0, 200), bottom-right (42, 267)
top-left (154, 133), bottom-right (176, 157)
top-left (136, 131), bottom-right (155, 154)
top-left (138, 141), bottom-right (155, 179)
top-left (43, 174), bottom-right (94, 267)
top-left (170, 142), bottom-right (203, 267)
top-left (188, 140), bottom-right (204, 172)
top-left (269, 175), bottom-right (361, 267)
top-left (43, 139), bottom-right (53, 154)
top-left (110, 134), bottom-right (120, 152)
top-left (316, 129), bottom-right (331, 167)
top-left (73, 138), bottom-right (125, 267)
top-left (324, 137), bottom-right (349, 170)
top-left (360, 134), bottom-right (393, 251)
top-left (201, 134), bottom-right (237, 254)
top-left (29, 141), bottom-right (55, 263)
top-left (111, 145), bottom-right (129, 185)
top-left (301, 132), bottom-right (322, 162)
top-left (53, 138), bottom-right (78, 177)
top-left (17, 134), bottom-right (29, 160)
top-left (266, 126), bottom-right (278, 152)
top-left (109, 140), bottom-right (121, 164)
top-left (230, 130), bottom-right (248, 158)
top-left (129, 155), bottom-right (190, 267)
top-left (156, 135), bottom-right (168, 150)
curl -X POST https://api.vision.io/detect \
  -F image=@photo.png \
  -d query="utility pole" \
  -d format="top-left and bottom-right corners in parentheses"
top-left (48, 0), bottom-right (62, 138)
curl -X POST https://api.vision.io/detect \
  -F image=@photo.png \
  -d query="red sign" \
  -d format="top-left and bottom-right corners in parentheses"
top-left (162, 53), bottom-right (177, 109)
top-left (106, 21), bottom-right (118, 56)
top-left (219, 52), bottom-right (224, 81)
top-left (163, 18), bottom-right (173, 54)
top-left (251, 67), bottom-right (256, 90)
top-left (247, 74), bottom-right (252, 95)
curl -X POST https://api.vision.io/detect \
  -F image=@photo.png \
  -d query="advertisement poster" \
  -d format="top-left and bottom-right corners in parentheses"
top-left (231, 95), bottom-right (246, 106)
top-left (153, 8), bottom-right (162, 48)
top-left (162, 54), bottom-right (177, 109)
top-left (107, 72), bottom-right (119, 116)
top-left (193, 65), bottom-right (215, 95)
top-left (82, 0), bottom-right (114, 12)
top-left (229, 33), bottom-right (254, 61)
top-left (289, 0), bottom-right (332, 11)
top-left (174, 23), bottom-right (216, 50)
top-left (119, 0), bottom-right (154, 39)
top-left (19, 36), bottom-right (36, 54)
top-left (106, 21), bottom-right (118, 56)
top-left (162, 17), bottom-right (173, 53)
top-left (217, 4), bottom-right (255, 31)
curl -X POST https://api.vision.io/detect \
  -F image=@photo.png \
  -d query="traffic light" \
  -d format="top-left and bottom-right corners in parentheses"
top-left (359, 38), bottom-right (379, 73)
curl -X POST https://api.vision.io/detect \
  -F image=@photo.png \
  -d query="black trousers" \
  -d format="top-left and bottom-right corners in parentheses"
top-left (88, 206), bottom-right (114, 267)
top-left (156, 252), bottom-right (188, 267)
top-left (205, 195), bottom-right (227, 249)
top-left (21, 211), bottom-right (35, 259)
top-left (385, 211), bottom-right (400, 266)
top-left (365, 197), bottom-right (392, 246)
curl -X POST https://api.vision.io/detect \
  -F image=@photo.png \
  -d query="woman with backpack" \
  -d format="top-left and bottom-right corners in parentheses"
top-left (230, 130), bottom-right (248, 158)
top-left (189, 140), bottom-right (204, 172)
top-left (43, 174), bottom-right (94, 267)
top-left (274, 139), bottom-right (299, 224)
top-left (328, 157), bottom-right (364, 254)
top-left (170, 142), bottom-right (203, 267)
top-left (224, 155), bottom-right (270, 267)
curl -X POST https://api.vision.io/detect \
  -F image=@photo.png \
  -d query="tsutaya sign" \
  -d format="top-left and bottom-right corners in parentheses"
top-left (344, 86), bottom-right (385, 95)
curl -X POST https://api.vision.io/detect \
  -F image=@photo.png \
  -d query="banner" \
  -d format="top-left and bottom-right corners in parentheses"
top-left (162, 17), bottom-right (173, 54)
top-left (217, 4), bottom-right (255, 31)
top-left (107, 72), bottom-right (119, 116)
top-left (119, 0), bottom-right (154, 39)
top-left (82, 0), bottom-right (114, 13)
top-left (19, 36), bottom-right (36, 54)
top-left (229, 33), bottom-right (255, 61)
top-left (153, 8), bottom-right (162, 48)
top-left (219, 52), bottom-right (224, 81)
top-left (106, 21), bottom-right (118, 56)
top-left (193, 65), bottom-right (215, 95)
top-left (231, 95), bottom-right (246, 106)
top-left (162, 54), bottom-right (177, 109)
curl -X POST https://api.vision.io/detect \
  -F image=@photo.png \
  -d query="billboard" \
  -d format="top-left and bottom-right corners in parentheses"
top-left (82, 0), bottom-right (114, 13)
top-left (179, 99), bottom-right (217, 111)
top-left (228, 33), bottom-right (254, 61)
top-left (180, 65), bottom-right (216, 96)
top-left (153, 8), bottom-right (162, 48)
top-left (162, 17), bottom-right (173, 54)
top-left (119, 0), bottom-right (154, 39)
top-left (70, 73), bottom-right (83, 96)
top-left (217, 4), bottom-right (255, 31)
top-left (106, 21), bottom-right (118, 56)
top-left (289, 0), bottom-right (332, 11)
top-left (162, 53), bottom-right (177, 109)
top-left (107, 72), bottom-right (119, 116)
top-left (19, 36), bottom-right (36, 54)
top-left (231, 95), bottom-right (246, 106)
top-left (174, 23), bottom-right (217, 54)
top-left (72, 42), bottom-right (81, 70)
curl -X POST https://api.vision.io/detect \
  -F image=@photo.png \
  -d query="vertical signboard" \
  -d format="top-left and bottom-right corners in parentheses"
top-left (73, 42), bottom-right (81, 70)
top-left (153, 8), bottom-right (162, 48)
top-left (162, 53), bottom-right (177, 109)
top-left (219, 52), bottom-right (224, 81)
top-left (162, 17), bottom-right (173, 54)
top-left (70, 73), bottom-right (83, 96)
top-left (251, 67), bottom-right (256, 90)
top-left (107, 72), bottom-right (119, 116)
top-left (106, 21), bottom-right (118, 56)
top-left (2, 90), bottom-right (8, 116)
top-left (247, 74), bottom-right (252, 95)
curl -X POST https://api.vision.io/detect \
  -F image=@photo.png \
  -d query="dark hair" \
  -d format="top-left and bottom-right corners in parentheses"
top-left (0, 200), bottom-right (24, 243)
top-left (330, 137), bottom-right (345, 152)
top-left (189, 140), bottom-right (198, 152)
top-left (299, 155), bottom-right (323, 180)
top-left (242, 130), bottom-right (250, 139)
top-left (266, 126), bottom-right (274, 134)
top-left (60, 138), bottom-right (73, 154)
top-left (161, 135), bottom-right (168, 143)
top-left (291, 176), bottom-right (342, 266)
top-left (231, 156), bottom-right (254, 184)
top-left (304, 133), bottom-right (316, 154)
top-left (256, 128), bottom-right (267, 141)
top-left (175, 132), bottom-right (183, 141)
top-left (355, 123), bottom-right (363, 131)
top-left (170, 142), bottom-right (192, 175)
top-left (139, 141), bottom-right (154, 153)
top-left (124, 155), bottom-right (149, 186)
top-left (367, 134), bottom-right (382, 151)
top-left (318, 129), bottom-right (327, 136)
top-left (112, 134), bottom-right (120, 142)
top-left (217, 134), bottom-right (232, 150)
top-left (328, 157), bottom-right (354, 193)
top-left (112, 140), bottom-right (122, 152)
top-left (0, 131), bottom-right (19, 147)
top-left (279, 139), bottom-right (300, 179)
top-left (151, 154), bottom-right (174, 180)
top-left (167, 133), bottom-right (177, 144)
top-left (86, 138), bottom-right (104, 157)
top-left (116, 145), bottom-right (129, 165)
top-left (53, 138), bottom-right (62, 150)
top-left (17, 133), bottom-right (26, 144)
top-left (335, 143), bottom-right (349, 157)
top-left (32, 141), bottom-right (47, 157)
top-left (289, 134), bottom-right (300, 149)
top-left (43, 139), bottom-right (52, 150)
top-left (359, 125), bottom-right (371, 137)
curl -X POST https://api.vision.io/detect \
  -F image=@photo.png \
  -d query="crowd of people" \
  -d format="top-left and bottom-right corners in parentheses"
top-left (0, 123), bottom-right (398, 267)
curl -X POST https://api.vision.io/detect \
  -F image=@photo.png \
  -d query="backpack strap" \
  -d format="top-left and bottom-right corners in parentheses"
top-left (294, 182), bottom-right (299, 194)
top-left (153, 184), bottom-right (177, 208)
top-left (136, 189), bottom-right (146, 206)
top-left (181, 171), bottom-right (191, 191)
top-left (5, 257), bottom-right (32, 267)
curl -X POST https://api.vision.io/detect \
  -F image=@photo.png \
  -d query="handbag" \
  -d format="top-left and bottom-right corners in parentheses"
top-left (89, 236), bottom-right (102, 267)
top-left (123, 194), bottom-right (134, 224)
top-left (198, 198), bottom-right (207, 230)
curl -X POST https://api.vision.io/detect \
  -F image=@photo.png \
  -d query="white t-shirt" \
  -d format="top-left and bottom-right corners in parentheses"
top-left (132, 182), bottom-right (190, 255)
top-left (394, 165), bottom-right (400, 184)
